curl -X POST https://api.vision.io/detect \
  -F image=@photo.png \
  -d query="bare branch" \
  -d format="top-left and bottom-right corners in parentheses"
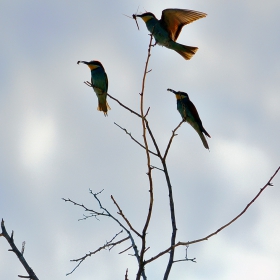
top-left (136, 33), bottom-right (155, 280)
top-left (62, 197), bottom-right (108, 219)
top-left (111, 195), bottom-right (142, 238)
top-left (125, 268), bottom-right (129, 280)
top-left (83, 79), bottom-right (165, 166)
top-left (144, 166), bottom-right (280, 265)
top-left (163, 120), bottom-right (185, 160)
top-left (173, 245), bottom-right (196, 263)
top-left (107, 93), bottom-right (142, 118)
top-left (144, 107), bottom-right (150, 118)
top-left (114, 122), bottom-right (158, 157)
top-left (119, 245), bottom-right (132, 254)
top-left (161, 159), bottom-right (177, 280)
top-left (67, 231), bottom-right (129, 276)
top-left (88, 189), bottom-right (144, 276)
top-left (150, 165), bottom-right (164, 172)
top-left (173, 258), bottom-right (196, 264)
top-left (1, 219), bottom-right (39, 280)
top-left (65, 190), bottom-right (146, 278)
top-left (83, 80), bottom-right (141, 119)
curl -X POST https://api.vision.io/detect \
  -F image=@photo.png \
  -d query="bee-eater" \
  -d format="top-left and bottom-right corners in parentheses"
top-left (168, 89), bottom-right (211, 149)
top-left (136, 9), bottom-right (207, 60)
top-left (77, 60), bottom-right (110, 116)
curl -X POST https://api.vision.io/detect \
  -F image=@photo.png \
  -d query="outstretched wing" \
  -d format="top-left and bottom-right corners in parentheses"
top-left (160, 9), bottom-right (207, 41)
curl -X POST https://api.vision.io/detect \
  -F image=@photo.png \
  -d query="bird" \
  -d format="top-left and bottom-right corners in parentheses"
top-left (135, 9), bottom-right (207, 60)
top-left (77, 60), bottom-right (110, 116)
top-left (168, 88), bottom-right (211, 149)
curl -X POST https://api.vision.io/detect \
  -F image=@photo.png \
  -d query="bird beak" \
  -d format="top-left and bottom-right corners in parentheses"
top-left (77, 61), bottom-right (89, 65)
top-left (167, 88), bottom-right (177, 95)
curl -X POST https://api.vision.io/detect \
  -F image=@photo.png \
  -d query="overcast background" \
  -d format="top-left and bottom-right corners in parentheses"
top-left (1, 1), bottom-right (280, 279)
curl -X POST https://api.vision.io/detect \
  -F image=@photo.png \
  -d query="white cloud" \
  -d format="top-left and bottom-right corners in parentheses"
top-left (19, 114), bottom-right (57, 170)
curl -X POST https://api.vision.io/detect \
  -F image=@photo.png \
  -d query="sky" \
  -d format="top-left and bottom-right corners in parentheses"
top-left (0, 0), bottom-right (280, 279)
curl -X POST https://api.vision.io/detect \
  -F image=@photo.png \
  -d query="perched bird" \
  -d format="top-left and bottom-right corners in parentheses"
top-left (77, 60), bottom-right (110, 116)
top-left (168, 88), bottom-right (211, 149)
top-left (136, 9), bottom-right (207, 60)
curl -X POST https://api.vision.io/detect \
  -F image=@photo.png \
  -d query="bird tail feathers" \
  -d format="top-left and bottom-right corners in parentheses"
top-left (198, 131), bottom-right (209, 149)
top-left (203, 128), bottom-right (211, 138)
top-left (175, 43), bottom-right (198, 60)
top-left (98, 101), bottom-right (111, 116)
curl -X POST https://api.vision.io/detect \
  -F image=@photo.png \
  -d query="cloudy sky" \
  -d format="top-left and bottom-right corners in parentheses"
top-left (1, 0), bottom-right (280, 279)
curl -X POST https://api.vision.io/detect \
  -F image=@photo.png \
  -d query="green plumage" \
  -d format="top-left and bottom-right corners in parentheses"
top-left (137, 9), bottom-right (207, 60)
top-left (168, 89), bottom-right (211, 149)
top-left (77, 60), bottom-right (110, 116)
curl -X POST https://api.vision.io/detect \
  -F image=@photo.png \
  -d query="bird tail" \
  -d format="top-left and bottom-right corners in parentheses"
top-left (202, 128), bottom-right (211, 138)
top-left (197, 130), bottom-right (209, 150)
top-left (174, 43), bottom-right (198, 60)
top-left (98, 101), bottom-right (111, 116)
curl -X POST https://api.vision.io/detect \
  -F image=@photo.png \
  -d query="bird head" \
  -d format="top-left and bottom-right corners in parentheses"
top-left (136, 12), bottom-right (156, 23)
top-left (77, 60), bottom-right (104, 71)
top-left (174, 91), bottom-right (190, 101)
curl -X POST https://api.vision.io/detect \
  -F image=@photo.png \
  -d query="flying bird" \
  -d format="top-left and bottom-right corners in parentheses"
top-left (136, 9), bottom-right (207, 60)
top-left (77, 60), bottom-right (110, 116)
top-left (168, 88), bottom-right (211, 149)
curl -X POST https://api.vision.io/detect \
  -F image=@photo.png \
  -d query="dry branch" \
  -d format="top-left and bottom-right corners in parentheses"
top-left (144, 166), bottom-right (280, 265)
top-left (66, 231), bottom-right (129, 275)
top-left (0, 219), bottom-right (39, 280)
top-left (63, 189), bottom-right (146, 279)
top-left (136, 34), bottom-right (155, 280)
top-left (111, 195), bottom-right (142, 238)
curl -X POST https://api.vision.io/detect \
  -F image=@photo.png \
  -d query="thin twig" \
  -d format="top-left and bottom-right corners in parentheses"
top-left (144, 166), bottom-right (280, 265)
top-left (65, 190), bottom-right (146, 279)
top-left (111, 195), bottom-right (142, 238)
top-left (107, 93), bottom-right (141, 118)
top-left (150, 165), bottom-right (164, 172)
top-left (163, 120), bottom-right (185, 160)
top-left (62, 198), bottom-right (107, 218)
top-left (114, 122), bottom-right (158, 157)
top-left (119, 245), bottom-right (133, 254)
top-left (67, 232), bottom-right (129, 275)
top-left (173, 258), bottom-right (196, 263)
top-left (144, 107), bottom-right (150, 118)
top-left (83, 80), bottom-right (141, 118)
top-left (173, 245), bottom-right (196, 263)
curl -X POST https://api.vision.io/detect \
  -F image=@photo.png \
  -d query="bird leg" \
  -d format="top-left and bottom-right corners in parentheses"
top-left (151, 39), bottom-right (157, 47)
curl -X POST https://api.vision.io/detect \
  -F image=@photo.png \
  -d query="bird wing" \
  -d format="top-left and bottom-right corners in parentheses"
top-left (160, 9), bottom-right (207, 41)
top-left (187, 100), bottom-right (202, 125)
top-left (104, 71), bottom-right (109, 93)
top-left (188, 100), bottom-right (211, 138)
